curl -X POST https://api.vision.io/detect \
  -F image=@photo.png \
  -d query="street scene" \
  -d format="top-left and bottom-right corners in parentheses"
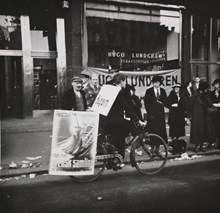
top-left (1, 0), bottom-right (220, 213)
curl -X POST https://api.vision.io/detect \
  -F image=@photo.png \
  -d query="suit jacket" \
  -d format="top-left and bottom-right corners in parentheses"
top-left (144, 87), bottom-right (167, 142)
top-left (61, 88), bottom-right (87, 110)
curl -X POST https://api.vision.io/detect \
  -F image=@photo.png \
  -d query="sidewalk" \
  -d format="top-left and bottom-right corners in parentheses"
top-left (1, 110), bottom-right (220, 178)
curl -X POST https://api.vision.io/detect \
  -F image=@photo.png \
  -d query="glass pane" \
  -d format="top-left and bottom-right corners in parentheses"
top-left (33, 59), bottom-right (57, 110)
top-left (192, 16), bottom-right (210, 60)
top-left (30, 16), bottom-right (56, 51)
top-left (86, 9), bottom-right (180, 71)
top-left (212, 18), bottom-right (220, 62)
top-left (0, 15), bottom-right (22, 50)
top-left (191, 64), bottom-right (209, 82)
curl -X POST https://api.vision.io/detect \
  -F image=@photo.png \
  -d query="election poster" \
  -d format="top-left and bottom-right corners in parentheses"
top-left (91, 84), bottom-right (121, 116)
top-left (49, 110), bottom-right (99, 176)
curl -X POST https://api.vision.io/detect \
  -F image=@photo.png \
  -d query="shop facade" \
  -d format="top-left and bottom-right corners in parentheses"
top-left (0, 0), bottom-right (220, 118)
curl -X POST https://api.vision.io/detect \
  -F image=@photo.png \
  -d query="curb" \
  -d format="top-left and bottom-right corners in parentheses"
top-left (1, 151), bottom-right (220, 179)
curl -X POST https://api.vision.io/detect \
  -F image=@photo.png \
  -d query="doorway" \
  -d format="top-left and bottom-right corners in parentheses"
top-left (1, 56), bottom-right (23, 118)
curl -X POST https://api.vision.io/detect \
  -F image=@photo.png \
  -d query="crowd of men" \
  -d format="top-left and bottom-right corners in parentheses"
top-left (61, 71), bottom-right (220, 160)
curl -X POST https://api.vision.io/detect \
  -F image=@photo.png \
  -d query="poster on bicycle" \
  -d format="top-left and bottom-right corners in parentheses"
top-left (49, 110), bottom-right (99, 176)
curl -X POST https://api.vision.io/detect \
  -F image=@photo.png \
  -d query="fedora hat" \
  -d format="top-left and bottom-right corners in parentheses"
top-left (152, 75), bottom-right (164, 84)
top-left (172, 83), bottom-right (181, 89)
top-left (212, 79), bottom-right (220, 86)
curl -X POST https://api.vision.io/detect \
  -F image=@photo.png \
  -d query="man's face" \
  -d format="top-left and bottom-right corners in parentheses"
top-left (120, 80), bottom-right (126, 89)
top-left (153, 81), bottom-right (160, 89)
top-left (195, 77), bottom-right (200, 83)
top-left (72, 81), bottom-right (82, 91)
top-left (214, 83), bottom-right (220, 90)
top-left (91, 75), bottom-right (99, 86)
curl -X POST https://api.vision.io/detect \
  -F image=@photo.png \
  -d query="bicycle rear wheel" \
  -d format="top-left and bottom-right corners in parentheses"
top-left (70, 143), bottom-right (107, 182)
top-left (131, 133), bottom-right (168, 175)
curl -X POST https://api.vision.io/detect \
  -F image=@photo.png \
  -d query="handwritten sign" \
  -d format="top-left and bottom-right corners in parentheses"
top-left (91, 84), bottom-right (121, 116)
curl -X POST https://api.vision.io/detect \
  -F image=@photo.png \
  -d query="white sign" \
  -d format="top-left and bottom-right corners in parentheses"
top-left (49, 110), bottom-right (99, 176)
top-left (91, 84), bottom-right (121, 116)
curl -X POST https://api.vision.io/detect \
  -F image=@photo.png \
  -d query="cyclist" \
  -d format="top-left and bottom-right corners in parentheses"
top-left (99, 73), bottom-right (145, 165)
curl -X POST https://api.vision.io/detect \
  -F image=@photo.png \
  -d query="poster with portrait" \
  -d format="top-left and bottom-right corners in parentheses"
top-left (49, 110), bottom-right (99, 176)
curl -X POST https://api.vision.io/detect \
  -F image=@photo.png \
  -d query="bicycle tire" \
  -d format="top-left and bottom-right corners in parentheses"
top-left (131, 133), bottom-right (168, 175)
top-left (70, 143), bottom-right (107, 182)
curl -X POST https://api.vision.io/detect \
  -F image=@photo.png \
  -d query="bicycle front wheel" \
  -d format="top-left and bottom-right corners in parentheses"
top-left (131, 133), bottom-right (168, 175)
top-left (70, 143), bottom-right (107, 182)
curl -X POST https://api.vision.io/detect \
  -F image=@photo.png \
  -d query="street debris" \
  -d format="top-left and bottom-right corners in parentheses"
top-left (26, 156), bottom-right (42, 160)
top-left (29, 173), bottom-right (36, 178)
top-left (173, 152), bottom-right (203, 161)
top-left (0, 166), bottom-right (2, 170)
top-left (9, 161), bottom-right (18, 169)
top-left (97, 196), bottom-right (103, 200)
top-left (21, 160), bottom-right (30, 164)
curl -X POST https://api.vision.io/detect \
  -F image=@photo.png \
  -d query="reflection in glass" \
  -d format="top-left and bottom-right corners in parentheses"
top-left (0, 15), bottom-right (22, 50)
top-left (86, 9), bottom-right (180, 71)
top-left (192, 16), bottom-right (210, 60)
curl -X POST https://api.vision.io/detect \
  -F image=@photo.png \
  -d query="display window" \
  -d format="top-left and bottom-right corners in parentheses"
top-left (0, 15), bottom-right (22, 50)
top-left (85, 3), bottom-right (181, 72)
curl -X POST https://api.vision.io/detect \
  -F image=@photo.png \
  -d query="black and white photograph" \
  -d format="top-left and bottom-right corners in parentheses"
top-left (1, 0), bottom-right (220, 212)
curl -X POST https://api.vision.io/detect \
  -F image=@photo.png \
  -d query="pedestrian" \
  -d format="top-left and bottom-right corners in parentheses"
top-left (181, 81), bottom-right (193, 123)
top-left (190, 81), bottom-right (216, 152)
top-left (80, 69), bottom-right (91, 90)
top-left (209, 79), bottom-right (220, 148)
top-left (61, 76), bottom-right (87, 111)
top-left (83, 73), bottom-right (101, 108)
top-left (165, 83), bottom-right (185, 140)
top-left (125, 84), bottom-right (143, 121)
top-left (192, 76), bottom-right (200, 95)
top-left (144, 75), bottom-right (167, 157)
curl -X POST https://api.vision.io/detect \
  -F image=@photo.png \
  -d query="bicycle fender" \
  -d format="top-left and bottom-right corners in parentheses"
top-left (130, 140), bottom-right (139, 167)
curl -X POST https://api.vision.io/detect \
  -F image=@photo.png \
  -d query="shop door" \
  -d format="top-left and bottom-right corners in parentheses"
top-left (1, 56), bottom-right (23, 118)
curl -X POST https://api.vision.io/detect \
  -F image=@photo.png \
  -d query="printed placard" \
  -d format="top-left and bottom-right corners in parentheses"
top-left (49, 110), bottom-right (99, 176)
top-left (91, 84), bottom-right (121, 116)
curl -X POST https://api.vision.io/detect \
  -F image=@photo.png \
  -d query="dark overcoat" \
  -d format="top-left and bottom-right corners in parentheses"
top-left (144, 87), bottom-right (167, 142)
top-left (61, 88), bottom-right (87, 110)
top-left (165, 90), bottom-right (185, 138)
top-left (190, 92), bottom-right (216, 145)
top-left (210, 90), bottom-right (220, 138)
top-left (181, 88), bottom-right (193, 118)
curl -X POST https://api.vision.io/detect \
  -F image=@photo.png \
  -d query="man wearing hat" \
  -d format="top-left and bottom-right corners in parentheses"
top-left (61, 76), bottom-right (87, 111)
top-left (80, 69), bottom-right (91, 90)
top-left (210, 79), bottom-right (220, 148)
top-left (144, 75), bottom-right (167, 156)
top-left (190, 81), bottom-right (216, 152)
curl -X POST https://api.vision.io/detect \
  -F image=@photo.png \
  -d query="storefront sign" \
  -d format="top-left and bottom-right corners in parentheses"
top-left (107, 50), bottom-right (166, 64)
top-left (87, 67), bottom-right (181, 97)
top-left (49, 110), bottom-right (99, 176)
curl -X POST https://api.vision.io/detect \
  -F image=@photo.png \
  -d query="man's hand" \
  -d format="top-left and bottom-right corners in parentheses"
top-left (138, 120), bottom-right (147, 127)
top-left (171, 103), bottom-right (178, 107)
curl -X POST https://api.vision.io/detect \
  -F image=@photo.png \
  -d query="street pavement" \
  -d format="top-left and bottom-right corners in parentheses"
top-left (1, 110), bottom-right (220, 179)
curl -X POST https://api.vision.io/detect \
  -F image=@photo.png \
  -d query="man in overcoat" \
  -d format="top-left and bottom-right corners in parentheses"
top-left (61, 76), bottom-right (87, 111)
top-left (144, 75), bottom-right (168, 144)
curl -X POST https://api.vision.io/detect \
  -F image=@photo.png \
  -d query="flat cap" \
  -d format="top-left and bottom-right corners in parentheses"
top-left (72, 76), bottom-right (83, 83)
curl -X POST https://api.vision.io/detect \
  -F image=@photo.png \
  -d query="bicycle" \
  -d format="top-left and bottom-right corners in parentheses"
top-left (70, 121), bottom-right (168, 182)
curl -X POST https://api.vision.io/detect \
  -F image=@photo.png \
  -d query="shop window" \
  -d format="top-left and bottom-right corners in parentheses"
top-left (86, 5), bottom-right (181, 71)
top-left (192, 16), bottom-right (210, 61)
top-left (191, 64), bottom-right (209, 82)
top-left (30, 16), bottom-right (56, 51)
top-left (0, 15), bottom-right (22, 50)
top-left (33, 59), bottom-right (57, 110)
